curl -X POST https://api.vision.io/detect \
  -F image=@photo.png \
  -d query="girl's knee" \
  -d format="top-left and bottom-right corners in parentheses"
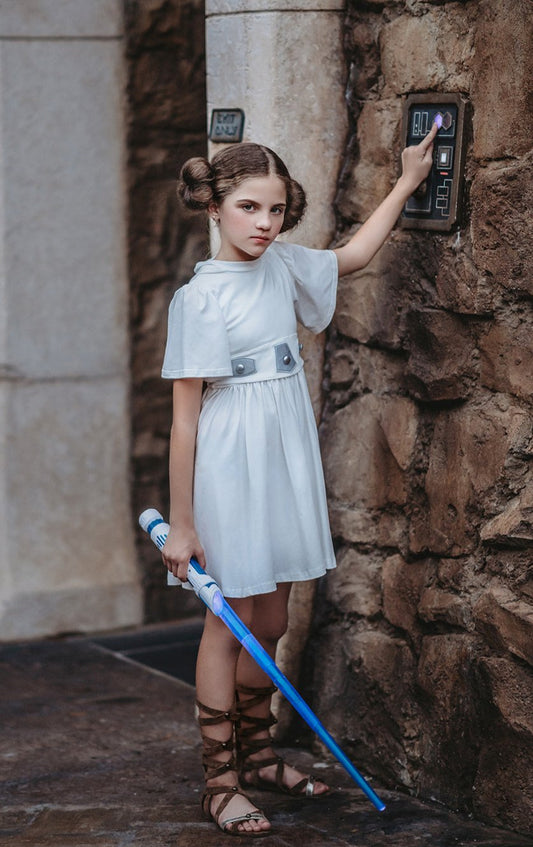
top-left (254, 610), bottom-right (289, 645)
top-left (251, 588), bottom-right (290, 643)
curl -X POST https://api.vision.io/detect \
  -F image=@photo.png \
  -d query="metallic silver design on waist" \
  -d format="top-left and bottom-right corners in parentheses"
top-left (275, 342), bottom-right (296, 373)
top-left (231, 357), bottom-right (257, 377)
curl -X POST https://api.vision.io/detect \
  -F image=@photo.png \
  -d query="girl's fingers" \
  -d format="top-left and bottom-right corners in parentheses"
top-left (420, 121), bottom-right (439, 153)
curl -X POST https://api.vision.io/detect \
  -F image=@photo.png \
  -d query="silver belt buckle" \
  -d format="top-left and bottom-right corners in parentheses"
top-left (231, 357), bottom-right (256, 377)
top-left (275, 342), bottom-right (296, 373)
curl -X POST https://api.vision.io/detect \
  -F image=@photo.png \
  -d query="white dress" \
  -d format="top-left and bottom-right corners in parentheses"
top-left (162, 241), bottom-right (338, 597)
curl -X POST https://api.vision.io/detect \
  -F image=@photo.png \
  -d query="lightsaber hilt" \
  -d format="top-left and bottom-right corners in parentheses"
top-left (138, 509), bottom-right (224, 615)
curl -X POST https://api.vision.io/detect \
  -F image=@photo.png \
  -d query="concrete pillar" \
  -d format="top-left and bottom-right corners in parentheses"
top-left (0, 1), bottom-right (143, 639)
top-left (205, 0), bottom-right (347, 730)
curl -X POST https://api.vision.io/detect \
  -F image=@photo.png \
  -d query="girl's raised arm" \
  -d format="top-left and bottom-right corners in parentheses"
top-left (162, 377), bottom-right (205, 581)
top-left (334, 122), bottom-right (438, 278)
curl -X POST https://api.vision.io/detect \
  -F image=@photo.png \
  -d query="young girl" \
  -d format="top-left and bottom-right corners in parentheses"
top-left (161, 125), bottom-right (437, 836)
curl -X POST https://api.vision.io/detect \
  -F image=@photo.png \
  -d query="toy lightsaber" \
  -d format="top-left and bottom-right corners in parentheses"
top-left (139, 508), bottom-right (386, 812)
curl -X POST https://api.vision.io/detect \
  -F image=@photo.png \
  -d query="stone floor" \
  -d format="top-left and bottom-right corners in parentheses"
top-left (1, 632), bottom-right (532, 847)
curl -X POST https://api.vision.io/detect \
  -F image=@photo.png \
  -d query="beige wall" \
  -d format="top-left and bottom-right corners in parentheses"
top-left (0, 1), bottom-right (142, 639)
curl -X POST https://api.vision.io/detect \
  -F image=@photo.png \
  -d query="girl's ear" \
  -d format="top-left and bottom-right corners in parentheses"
top-left (208, 202), bottom-right (220, 224)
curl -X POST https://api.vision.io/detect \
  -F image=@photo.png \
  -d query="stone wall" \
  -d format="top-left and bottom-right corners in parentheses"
top-left (126, 0), bottom-right (208, 621)
top-left (310, 0), bottom-right (533, 834)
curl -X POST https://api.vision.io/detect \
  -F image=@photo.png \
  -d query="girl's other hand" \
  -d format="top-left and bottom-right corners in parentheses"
top-left (399, 121), bottom-right (439, 195)
top-left (162, 526), bottom-right (206, 583)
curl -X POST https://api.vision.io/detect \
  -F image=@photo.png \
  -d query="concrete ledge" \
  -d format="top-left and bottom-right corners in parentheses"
top-left (0, 583), bottom-right (143, 641)
top-left (207, 0), bottom-right (345, 14)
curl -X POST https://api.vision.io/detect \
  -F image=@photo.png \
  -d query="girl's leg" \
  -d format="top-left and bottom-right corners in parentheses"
top-left (235, 584), bottom-right (329, 796)
top-left (196, 602), bottom-right (271, 834)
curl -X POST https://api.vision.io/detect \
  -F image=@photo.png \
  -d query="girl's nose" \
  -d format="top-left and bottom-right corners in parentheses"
top-left (257, 214), bottom-right (272, 230)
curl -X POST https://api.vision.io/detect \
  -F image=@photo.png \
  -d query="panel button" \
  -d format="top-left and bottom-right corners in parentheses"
top-left (437, 146), bottom-right (453, 169)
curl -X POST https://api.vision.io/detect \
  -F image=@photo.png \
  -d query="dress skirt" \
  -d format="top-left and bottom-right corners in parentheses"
top-left (193, 368), bottom-right (336, 597)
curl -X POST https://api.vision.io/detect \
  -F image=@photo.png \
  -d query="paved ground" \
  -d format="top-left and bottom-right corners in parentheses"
top-left (1, 629), bottom-right (532, 847)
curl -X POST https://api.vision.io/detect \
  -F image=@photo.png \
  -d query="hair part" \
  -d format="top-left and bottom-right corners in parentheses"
top-left (178, 143), bottom-right (307, 233)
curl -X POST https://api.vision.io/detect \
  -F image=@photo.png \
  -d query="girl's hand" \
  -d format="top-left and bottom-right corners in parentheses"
top-left (399, 121), bottom-right (439, 195)
top-left (161, 526), bottom-right (206, 583)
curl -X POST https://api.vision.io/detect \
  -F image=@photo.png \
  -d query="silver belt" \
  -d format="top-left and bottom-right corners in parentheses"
top-left (211, 335), bottom-right (303, 385)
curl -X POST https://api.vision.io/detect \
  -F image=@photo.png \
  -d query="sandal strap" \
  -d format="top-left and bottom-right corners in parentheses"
top-left (235, 684), bottom-right (278, 766)
top-left (240, 752), bottom-right (281, 778)
top-left (236, 683), bottom-right (277, 711)
top-left (234, 686), bottom-right (321, 797)
top-left (204, 783), bottom-right (239, 821)
top-left (202, 785), bottom-right (268, 833)
top-left (197, 699), bottom-right (238, 781)
top-left (202, 745), bottom-right (237, 781)
top-left (196, 699), bottom-right (238, 727)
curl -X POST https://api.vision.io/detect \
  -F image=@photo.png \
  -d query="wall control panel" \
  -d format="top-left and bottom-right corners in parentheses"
top-left (400, 93), bottom-right (467, 231)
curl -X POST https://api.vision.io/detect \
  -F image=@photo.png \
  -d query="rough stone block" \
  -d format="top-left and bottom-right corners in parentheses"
top-left (329, 349), bottom-right (356, 388)
top-left (472, 0), bottom-right (533, 159)
top-left (329, 505), bottom-right (407, 551)
top-left (471, 156), bottom-right (533, 298)
top-left (310, 624), bottom-right (352, 741)
top-left (406, 308), bottom-right (477, 402)
top-left (350, 345), bottom-right (405, 395)
top-left (273, 579), bottom-right (316, 738)
top-left (336, 99), bottom-right (402, 223)
top-left (323, 394), bottom-right (418, 508)
top-left (326, 548), bottom-right (382, 618)
top-left (334, 234), bottom-right (443, 350)
top-left (343, 629), bottom-right (421, 788)
top-left (345, 17), bottom-right (381, 101)
top-left (382, 555), bottom-right (433, 636)
top-left (129, 49), bottom-right (206, 134)
top-left (416, 634), bottom-right (483, 807)
top-left (479, 656), bottom-right (533, 736)
top-left (409, 399), bottom-right (530, 556)
top-left (474, 658), bottom-right (533, 833)
top-left (335, 251), bottom-right (404, 348)
top-left (435, 241), bottom-right (494, 316)
top-left (380, 7), bottom-right (474, 96)
top-left (480, 315), bottom-right (533, 401)
top-left (474, 585), bottom-right (533, 666)
top-left (417, 633), bottom-right (480, 711)
top-left (418, 586), bottom-right (474, 631)
top-left (480, 490), bottom-right (533, 549)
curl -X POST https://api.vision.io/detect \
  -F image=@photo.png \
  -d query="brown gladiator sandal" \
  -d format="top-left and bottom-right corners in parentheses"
top-left (235, 684), bottom-right (328, 798)
top-left (197, 700), bottom-right (270, 837)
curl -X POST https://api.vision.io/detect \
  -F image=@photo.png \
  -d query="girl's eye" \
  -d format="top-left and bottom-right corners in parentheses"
top-left (272, 206), bottom-right (285, 215)
top-left (241, 203), bottom-right (254, 212)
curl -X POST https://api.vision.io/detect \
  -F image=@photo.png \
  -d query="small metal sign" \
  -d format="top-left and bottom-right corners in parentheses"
top-left (209, 109), bottom-right (245, 143)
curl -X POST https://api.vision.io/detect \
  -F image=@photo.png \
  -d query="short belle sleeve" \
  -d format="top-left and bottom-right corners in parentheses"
top-left (161, 283), bottom-right (232, 380)
top-left (275, 242), bottom-right (338, 334)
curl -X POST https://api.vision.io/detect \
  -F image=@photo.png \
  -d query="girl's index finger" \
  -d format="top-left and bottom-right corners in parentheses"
top-left (424, 120), bottom-right (439, 148)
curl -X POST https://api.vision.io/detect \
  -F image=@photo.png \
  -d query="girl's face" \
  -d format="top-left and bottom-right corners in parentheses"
top-left (212, 174), bottom-right (287, 262)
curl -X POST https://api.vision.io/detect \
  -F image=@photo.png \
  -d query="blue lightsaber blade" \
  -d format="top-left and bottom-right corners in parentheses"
top-left (139, 509), bottom-right (386, 812)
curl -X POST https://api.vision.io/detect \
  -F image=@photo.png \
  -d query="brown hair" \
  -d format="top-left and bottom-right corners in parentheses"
top-left (178, 143), bottom-right (307, 233)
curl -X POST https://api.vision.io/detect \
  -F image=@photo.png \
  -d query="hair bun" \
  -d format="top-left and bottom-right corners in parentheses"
top-left (178, 157), bottom-right (215, 210)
